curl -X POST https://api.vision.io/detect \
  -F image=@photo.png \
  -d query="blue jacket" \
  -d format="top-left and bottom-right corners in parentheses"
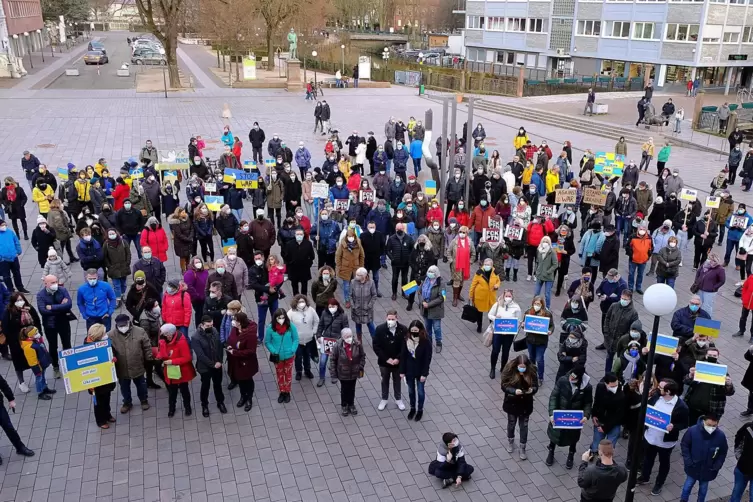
top-left (311, 219), bottom-right (341, 254)
top-left (77, 239), bottom-right (103, 270)
top-left (681, 421), bottom-right (728, 482)
top-left (330, 185), bottom-right (349, 202)
top-left (220, 313), bottom-right (233, 344)
top-left (579, 230), bottom-right (606, 264)
top-left (367, 208), bottom-right (391, 235)
top-left (394, 146), bottom-right (409, 169)
top-left (194, 218), bottom-right (213, 239)
top-left (409, 140), bottom-right (423, 160)
top-left (221, 132), bottom-right (234, 148)
top-left (531, 173), bottom-right (546, 196)
top-left (76, 280), bottom-right (116, 320)
top-left (373, 151), bottom-right (387, 170)
top-left (295, 148), bottom-right (311, 169)
top-left (670, 306), bottom-right (711, 341)
top-left (264, 323), bottom-right (299, 361)
top-left (595, 277), bottom-right (628, 313)
top-left (726, 212), bottom-right (753, 242)
top-left (0, 282), bottom-right (9, 313)
top-left (36, 287), bottom-right (74, 329)
top-left (0, 229), bottom-right (21, 262)
top-left (651, 228), bottom-right (676, 254)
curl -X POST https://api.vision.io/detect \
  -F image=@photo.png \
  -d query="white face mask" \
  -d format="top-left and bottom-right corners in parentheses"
top-left (607, 385), bottom-right (618, 394)
top-left (533, 304), bottom-right (542, 312)
top-left (328, 307), bottom-right (337, 314)
top-left (14, 300), bottom-right (25, 308)
top-left (504, 297), bottom-right (512, 304)
top-left (704, 425), bottom-right (717, 434)
top-left (276, 317), bottom-right (285, 325)
top-left (228, 254), bottom-right (237, 261)
top-left (152, 306), bottom-right (161, 315)
top-left (343, 336), bottom-right (353, 344)
top-left (387, 320), bottom-right (397, 329)
top-left (297, 302), bottom-right (306, 310)
top-left (368, 227), bottom-right (375, 234)
top-left (118, 326), bottom-right (129, 333)
top-left (697, 340), bottom-right (707, 347)
top-left (255, 259), bottom-right (264, 267)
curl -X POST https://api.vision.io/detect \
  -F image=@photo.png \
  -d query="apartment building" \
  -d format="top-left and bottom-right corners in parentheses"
top-left (461, 0), bottom-right (753, 90)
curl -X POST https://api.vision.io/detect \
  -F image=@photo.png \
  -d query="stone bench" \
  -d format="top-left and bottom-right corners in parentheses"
top-left (65, 68), bottom-right (79, 76)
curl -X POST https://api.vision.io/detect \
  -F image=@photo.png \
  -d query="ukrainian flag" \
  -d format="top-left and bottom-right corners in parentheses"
top-left (694, 318), bottom-right (721, 338)
top-left (653, 334), bottom-right (679, 357)
top-left (402, 281), bottom-right (418, 295)
top-left (264, 159), bottom-right (276, 169)
top-left (694, 361), bottom-right (727, 386)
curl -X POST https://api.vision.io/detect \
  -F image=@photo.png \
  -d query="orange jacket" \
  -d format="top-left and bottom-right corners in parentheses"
top-left (469, 206), bottom-right (496, 233)
top-left (628, 234), bottom-right (653, 264)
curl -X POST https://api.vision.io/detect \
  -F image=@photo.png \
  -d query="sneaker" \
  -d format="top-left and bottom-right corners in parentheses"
top-left (733, 330), bottom-right (744, 337)
top-left (651, 485), bottom-right (663, 496)
top-left (442, 478), bottom-right (454, 489)
top-left (120, 403), bottom-right (132, 414)
top-left (140, 401), bottom-right (150, 411)
top-left (395, 399), bottom-right (405, 410)
top-left (18, 382), bottom-right (29, 394)
top-left (526, 275), bottom-right (532, 281)
top-left (506, 439), bottom-right (514, 454)
top-left (378, 399), bottom-right (388, 411)
top-left (736, 281), bottom-right (744, 287)
top-left (331, 378), bottom-right (338, 384)
top-left (349, 405), bottom-right (358, 416)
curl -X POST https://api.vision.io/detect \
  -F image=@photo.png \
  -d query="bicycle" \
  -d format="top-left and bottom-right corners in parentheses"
top-left (737, 87), bottom-right (750, 103)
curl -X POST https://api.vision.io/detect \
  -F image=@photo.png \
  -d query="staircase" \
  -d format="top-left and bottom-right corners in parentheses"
top-left (473, 99), bottom-right (724, 155)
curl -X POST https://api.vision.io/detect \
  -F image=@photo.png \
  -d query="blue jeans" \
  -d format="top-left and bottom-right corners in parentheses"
top-left (675, 117), bottom-right (682, 133)
top-left (372, 268), bottom-right (380, 292)
top-left (318, 353), bottom-right (329, 379)
top-left (124, 233), bottom-right (143, 259)
top-left (111, 277), bottom-right (127, 298)
top-left (731, 467), bottom-right (753, 502)
top-left (355, 322), bottom-right (376, 338)
top-left (341, 278), bottom-right (351, 302)
top-left (698, 291), bottom-right (716, 317)
top-left (257, 298), bottom-right (278, 341)
top-left (86, 315), bottom-right (112, 332)
top-left (412, 157), bottom-right (422, 177)
top-left (34, 371), bottom-right (47, 394)
top-left (119, 374), bottom-right (148, 405)
top-left (424, 317), bottom-right (443, 343)
top-left (681, 476), bottom-right (709, 502)
top-left (616, 216), bottom-right (631, 245)
top-left (656, 275), bottom-right (676, 288)
top-left (605, 351), bottom-right (615, 374)
top-left (232, 209), bottom-right (243, 223)
top-left (527, 343), bottom-right (546, 380)
top-left (628, 261), bottom-right (646, 290)
top-left (386, 159), bottom-right (392, 175)
top-left (534, 280), bottom-right (553, 309)
top-left (591, 424), bottom-right (621, 452)
top-left (406, 377), bottom-right (425, 411)
top-left (726, 239), bottom-right (740, 264)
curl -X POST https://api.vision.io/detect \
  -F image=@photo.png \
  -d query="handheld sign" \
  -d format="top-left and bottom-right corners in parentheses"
top-left (731, 215), bottom-right (750, 230)
top-left (425, 180), bottom-right (437, 196)
top-left (694, 361), bottom-right (727, 385)
top-left (680, 188), bottom-right (698, 202)
top-left (58, 167), bottom-right (69, 180)
top-left (311, 182), bottom-right (330, 199)
top-left (359, 189), bottom-right (375, 203)
top-left (705, 196), bottom-right (720, 209)
top-left (494, 318), bottom-right (519, 335)
top-left (504, 226), bottom-right (523, 241)
top-left (223, 168), bottom-right (244, 183)
top-left (163, 170), bottom-right (178, 183)
top-left (243, 160), bottom-right (257, 169)
top-left (264, 159), bottom-right (276, 170)
top-left (59, 340), bottom-right (116, 395)
top-left (555, 189), bottom-right (577, 205)
top-left (222, 238), bottom-right (236, 254)
top-left (524, 315), bottom-right (550, 334)
top-left (235, 172), bottom-right (257, 189)
top-left (651, 333), bottom-right (679, 357)
top-left (321, 337), bottom-right (337, 355)
top-left (583, 188), bottom-right (607, 206)
top-left (694, 318), bottom-right (721, 338)
top-left (334, 199), bottom-right (350, 212)
top-left (553, 410), bottom-right (584, 429)
top-left (537, 205), bottom-right (555, 218)
top-left (483, 216), bottom-right (502, 244)
top-left (645, 405), bottom-right (672, 432)
top-left (205, 195), bottom-right (223, 212)
top-left (402, 281), bottom-right (418, 295)
top-left (204, 182), bottom-right (217, 193)
top-left (593, 152), bottom-right (625, 177)
top-left (129, 168), bottom-right (144, 179)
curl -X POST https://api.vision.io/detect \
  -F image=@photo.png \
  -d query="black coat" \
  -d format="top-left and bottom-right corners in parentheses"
top-left (502, 374), bottom-right (539, 417)
top-left (399, 337), bottom-right (432, 378)
top-left (373, 322), bottom-right (407, 367)
top-left (0, 186), bottom-right (28, 219)
top-left (192, 327), bottom-right (223, 374)
top-left (31, 227), bottom-right (57, 264)
top-left (599, 233), bottom-right (621, 274)
top-left (556, 339), bottom-right (588, 381)
top-left (214, 214), bottom-right (238, 241)
top-left (386, 234), bottom-right (414, 267)
top-left (283, 238), bottom-right (315, 281)
top-left (360, 231), bottom-right (385, 271)
top-left (743, 349), bottom-right (753, 393)
top-left (116, 208), bottom-right (145, 235)
top-left (591, 381), bottom-right (626, 432)
top-left (409, 246), bottom-right (437, 282)
top-left (248, 127), bottom-right (266, 149)
top-left (248, 264), bottom-right (275, 303)
top-left (547, 374), bottom-right (593, 447)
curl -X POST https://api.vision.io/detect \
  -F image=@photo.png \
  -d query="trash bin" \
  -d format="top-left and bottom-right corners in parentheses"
top-left (419, 84), bottom-right (425, 96)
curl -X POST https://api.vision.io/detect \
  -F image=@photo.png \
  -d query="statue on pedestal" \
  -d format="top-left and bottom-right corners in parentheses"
top-left (287, 29), bottom-right (298, 60)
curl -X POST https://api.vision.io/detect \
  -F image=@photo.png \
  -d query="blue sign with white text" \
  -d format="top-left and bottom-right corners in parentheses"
top-left (553, 410), bottom-right (584, 429)
top-left (494, 318), bottom-right (519, 335)
top-left (58, 339), bottom-right (112, 374)
top-left (524, 315), bottom-right (551, 335)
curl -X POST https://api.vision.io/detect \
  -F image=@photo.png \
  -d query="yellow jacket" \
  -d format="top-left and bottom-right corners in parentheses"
top-left (21, 339), bottom-right (39, 367)
top-left (407, 119), bottom-right (416, 136)
top-left (32, 186), bottom-right (54, 213)
top-left (642, 142), bottom-right (654, 156)
top-left (94, 162), bottom-right (107, 176)
top-left (546, 171), bottom-right (559, 194)
top-left (514, 134), bottom-right (529, 150)
top-left (469, 269), bottom-right (501, 313)
top-left (339, 159), bottom-right (352, 181)
top-left (75, 179), bottom-right (91, 202)
top-left (522, 165), bottom-right (534, 186)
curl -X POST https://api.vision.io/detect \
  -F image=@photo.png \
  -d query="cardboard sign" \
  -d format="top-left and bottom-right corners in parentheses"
top-left (594, 152), bottom-right (625, 177)
top-left (705, 196), bottom-right (720, 209)
top-left (553, 410), bottom-right (584, 429)
top-left (524, 315), bottom-right (551, 334)
top-left (222, 238), bottom-right (236, 254)
top-left (583, 188), bottom-right (607, 206)
top-left (694, 318), bottom-right (721, 338)
top-left (312, 182), bottom-right (330, 199)
top-left (504, 226), bottom-right (523, 241)
top-left (555, 189), bottom-right (577, 205)
top-left (163, 171), bottom-right (178, 182)
top-left (204, 182), bottom-right (217, 193)
top-left (645, 405), bottom-right (672, 432)
top-left (64, 361), bottom-right (117, 394)
top-left (129, 168), bottom-right (144, 179)
top-left (235, 172), bottom-right (258, 189)
top-left (58, 167), bottom-right (69, 180)
top-left (483, 228), bottom-right (501, 243)
top-left (59, 340), bottom-right (116, 394)
top-left (731, 215), bottom-right (750, 230)
top-left (493, 318), bottom-right (519, 335)
top-left (243, 160), bottom-right (257, 169)
top-left (264, 159), bottom-right (276, 170)
top-left (205, 195), bottom-right (223, 212)
top-left (694, 361), bottom-right (727, 385)
top-left (537, 205), bottom-right (555, 218)
top-left (155, 162), bottom-right (190, 171)
top-left (680, 188), bottom-right (698, 202)
top-left (425, 180), bottom-right (437, 196)
top-left (321, 337), bottom-right (337, 355)
top-left (334, 199), bottom-right (350, 212)
top-left (359, 189), bottom-right (374, 203)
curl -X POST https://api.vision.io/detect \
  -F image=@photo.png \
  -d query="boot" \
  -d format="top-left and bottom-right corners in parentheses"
top-left (513, 269), bottom-right (518, 282)
top-left (545, 446), bottom-right (555, 466)
top-left (519, 443), bottom-right (527, 461)
top-left (504, 268), bottom-right (510, 281)
top-left (566, 451), bottom-right (575, 469)
top-left (452, 287), bottom-right (459, 307)
top-left (506, 438), bottom-right (514, 454)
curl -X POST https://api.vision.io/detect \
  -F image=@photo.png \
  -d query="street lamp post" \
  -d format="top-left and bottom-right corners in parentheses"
top-left (382, 47), bottom-right (390, 80)
top-left (624, 283), bottom-right (678, 502)
top-left (24, 32), bottom-right (32, 69)
top-left (340, 44), bottom-right (345, 73)
top-left (37, 29), bottom-right (43, 63)
top-left (312, 50), bottom-right (318, 88)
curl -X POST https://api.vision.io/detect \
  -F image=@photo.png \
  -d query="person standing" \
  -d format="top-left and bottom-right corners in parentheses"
top-left (103, 229), bottom-right (131, 306)
top-left (577, 440), bottom-right (628, 502)
top-left (524, 296), bottom-right (554, 382)
top-left (693, 252), bottom-right (726, 316)
top-left (36, 275), bottom-right (73, 379)
top-left (448, 226), bottom-right (475, 309)
top-left (533, 237), bottom-right (558, 309)
top-left (387, 223), bottom-right (414, 301)
top-left (0, 178), bottom-right (28, 241)
top-left (730, 419), bottom-right (753, 502)
top-left (400, 320), bottom-right (432, 422)
top-left (287, 295), bottom-right (319, 381)
top-left (626, 225), bottom-right (653, 293)
top-left (249, 208), bottom-right (276, 260)
top-left (329, 328), bottom-right (366, 417)
top-left (0, 371), bottom-right (35, 461)
top-left (226, 312), bottom-right (258, 411)
top-left (77, 269), bottom-right (116, 331)
top-left (249, 251), bottom-right (278, 340)
top-left (373, 309), bottom-right (406, 412)
top-left (0, 219), bottom-right (28, 293)
top-left (360, 220), bottom-right (386, 297)
top-left (168, 208), bottom-right (194, 272)
top-left (470, 258), bottom-right (501, 334)
top-left (183, 257), bottom-right (208, 327)
top-left (157, 323), bottom-right (196, 418)
top-left (679, 414), bottom-right (727, 502)
top-left (488, 291), bottom-right (522, 378)
top-left (501, 354), bottom-right (538, 460)
top-left (248, 122), bottom-right (265, 163)
top-left (284, 228), bottom-right (315, 296)
top-left (162, 279), bottom-right (192, 337)
top-left (603, 289), bottom-right (638, 374)
top-left (109, 314), bottom-right (153, 414)
top-left (546, 366), bottom-right (593, 469)
top-left (264, 309), bottom-right (298, 404)
top-left (85, 324), bottom-right (117, 429)
top-left (589, 373), bottom-right (625, 457)
top-left (718, 102), bottom-right (731, 133)
top-left (583, 88), bottom-right (596, 116)
top-left (192, 315), bottom-right (228, 416)
top-left (637, 379), bottom-right (690, 496)
top-left (116, 198), bottom-right (146, 259)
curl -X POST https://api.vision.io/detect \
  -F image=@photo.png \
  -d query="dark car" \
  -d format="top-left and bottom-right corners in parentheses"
top-left (88, 41), bottom-right (105, 52)
top-left (83, 50), bottom-right (108, 65)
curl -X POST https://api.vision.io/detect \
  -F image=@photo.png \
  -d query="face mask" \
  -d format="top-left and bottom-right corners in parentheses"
top-left (673, 172), bottom-right (678, 177)
top-left (583, 276), bottom-right (591, 283)
top-left (517, 367), bottom-right (526, 373)
top-left (209, 292), bottom-right (218, 299)
top-left (707, 356), bottom-right (718, 364)
top-left (704, 425), bottom-right (717, 434)
top-left (368, 227), bottom-right (376, 234)
top-left (167, 287), bottom-right (177, 295)
top-left (14, 300), bottom-right (25, 308)
top-left (143, 253), bottom-right (152, 260)
top-left (480, 200), bottom-right (487, 207)
top-left (108, 232), bottom-right (117, 240)
top-left (83, 235), bottom-right (92, 242)
top-left (570, 302), bottom-right (579, 311)
top-left (118, 326), bottom-right (129, 333)
top-left (689, 304), bottom-right (700, 312)
top-left (630, 331), bottom-right (640, 340)
top-left (276, 317), bottom-right (285, 325)
top-left (321, 215), bottom-right (329, 221)
top-left (697, 340), bottom-right (707, 348)
top-left (458, 204), bottom-right (464, 209)
top-left (295, 234), bottom-right (304, 243)
top-left (450, 223), bottom-right (457, 229)
top-left (739, 209), bottom-right (746, 215)
top-left (216, 267), bottom-right (225, 274)
top-left (297, 302), bottom-right (306, 311)
top-left (638, 230), bottom-right (646, 236)
top-left (483, 265), bottom-right (492, 272)
top-left (620, 299), bottom-right (630, 307)
top-left (343, 336), bottom-right (353, 345)
top-left (387, 320), bottom-right (397, 329)
top-left (607, 385), bottom-right (618, 394)
top-left (669, 242), bottom-right (677, 248)
top-left (124, 203), bottom-right (132, 210)
top-left (328, 307), bottom-right (337, 314)
top-left (426, 272), bottom-right (436, 280)
top-left (533, 304), bottom-right (541, 312)
top-left (242, 225), bottom-right (249, 232)
top-left (629, 348), bottom-right (640, 357)
top-left (254, 259), bottom-right (263, 267)
top-left (459, 232), bottom-right (466, 238)
top-left (87, 279), bottom-right (97, 286)
top-left (152, 306), bottom-right (161, 315)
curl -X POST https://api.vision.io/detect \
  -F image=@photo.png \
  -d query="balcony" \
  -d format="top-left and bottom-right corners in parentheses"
top-left (453, 0), bottom-right (466, 14)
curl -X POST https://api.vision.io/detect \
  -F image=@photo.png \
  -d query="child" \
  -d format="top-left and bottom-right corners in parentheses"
top-left (428, 432), bottom-right (474, 488)
top-left (196, 135), bottom-right (205, 158)
top-left (20, 327), bottom-right (55, 400)
top-left (43, 248), bottom-right (72, 287)
top-left (267, 254), bottom-right (286, 299)
top-left (232, 136), bottom-right (243, 162)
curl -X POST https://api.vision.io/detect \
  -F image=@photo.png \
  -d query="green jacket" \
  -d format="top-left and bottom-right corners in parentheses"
top-left (535, 249), bottom-right (559, 282)
top-left (657, 146), bottom-right (671, 163)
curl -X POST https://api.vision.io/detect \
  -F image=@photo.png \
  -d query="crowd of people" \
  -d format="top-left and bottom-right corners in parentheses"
top-left (0, 115), bottom-right (752, 502)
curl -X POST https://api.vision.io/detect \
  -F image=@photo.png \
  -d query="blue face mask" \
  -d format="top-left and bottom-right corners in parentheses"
top-left (620, 299), bottom-right (630, 307)
top-left (629, 349), bottom-right (639, 357)
top-left (517, 367), bottom-right (526, 373)
top-left (689, 304), bottom-right (700, 312)
top-left (608, 278), bottom-right (616, 284)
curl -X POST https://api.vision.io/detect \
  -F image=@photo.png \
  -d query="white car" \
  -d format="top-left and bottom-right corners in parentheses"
top-left (132, 39), bottom-right (165, 55)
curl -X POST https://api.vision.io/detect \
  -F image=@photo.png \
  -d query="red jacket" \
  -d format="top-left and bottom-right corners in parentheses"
top-left (162, 289), bottom-right (192, 328)
top-left (526, 220), bottom-right (554, 247)
top-left (347, 173), bottom-right (361, 192)
top-left (112, 184), bottom-right (131, 211)
top-left (233, 141), bottom-right (242, 161)
top-left (743, 275), bottom-right (753, 310)
top-left (227, 324), bottom-right (259, 381)
top-left (298, 215), bottom-right (311, 237)
top-left (524, 145), bottom-right (537, 161)
top-left (140, 227), bottom-right (169, 262)
top-left (426, 207), bottom-right (443, 226)
top-left (448, 210), bottom-right (470, 228)
top-left (469, 206), bottom-right (496, 233)
top-left (157, 333), bottom-right (196, 384)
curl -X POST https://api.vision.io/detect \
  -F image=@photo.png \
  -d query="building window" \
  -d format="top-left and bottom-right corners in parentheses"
top-left (487, 16), bottom-right (504, 31)
top-left (496, 51), bottom-right (516, 64)
top-left (637, 0), bottom-right (666, 2)
top-left (709, 0), bottom-right (727, 3)
top-left (703, 36), bottom-right (720, 42)
top-left (577, 20), bottom-right (601, 36)
top-left (743, 26), bottom-right (753, 43)
top-left (527, 18), bottom-right (544, 32)
top-left (665, 23), bottom-right (699, 41)
top-left (633, 22), bottom-right (655, 39)
top-left (507, 17), bottom-right (526, 32)
top-left (668, 0), bottom-right (703, 3)
top-left (607, 21), bottom-right (630, 38)
top-left (730, 0), bottom-right (746, 3)
top-left (724, 31), bottom-right (740, 42)
top-left (467, 16), bottom-right (484, 29)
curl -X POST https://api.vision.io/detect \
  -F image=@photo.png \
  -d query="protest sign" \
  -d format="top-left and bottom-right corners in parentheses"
top-left (705, 196), bottom-right (720, 209)
top-left (694, 361), bottom-right (727, 385)
top-left (129, 168), bottom-right (144, 179)
top-left (204, 182), bottom-right (217, 193)
top-left (593, 152), bottom-right (625, 177)
top-left (58, 167), bottom-right (69, 180)
top-left (583, 188), bottom-right (607, 206)
top-left (651, 333), bottom-right (679, 357)
top-left (680, 188), bottom-right (698, 202)
top-left (235, 172), bottom-right (258, 189)
top-left (360, 189), bottom-right (375, 203)
top-left (494, 319), bottom-right (519, 335)
top-left (222, 238), bottom-right (236, 254)
top-left (312, 182), bottom-right (330, 199)
top-left (553, 410), bottom-right (584, 429)
top-left (321, 337), bottom-right (337, 355)
top-left (205, 195), bottom-right (223, 211)
top-left (694, 318), bottom-right (721, 338)
top-left (504, 226), bottom-right (523, 241)
top-left (223, 168), bottom-right (244, 183)
top-left (555, 189), bottom-right (577, 204)
top-left (59, 340), bottom-right (116, 395)
top-left (425, 180), bottom-right (437, 196)
top-left (731, 215), bottom-right (750, 230)
top-left (524, 315), bottom-right (551, 334)
top-left (645, 405), bottom-right (672, 432)
top-left (334, 199), bottom-right (350, 212)
top-left (537, 205), bottom-right (555, 218)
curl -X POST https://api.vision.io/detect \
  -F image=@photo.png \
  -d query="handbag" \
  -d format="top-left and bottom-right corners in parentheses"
top-left (737, 248), bottom-right (748, 261)
top-left (166, 365), bottom-right (181, 380)
top-left (513, 332), bottom-right (528, 352)
top-left (65, 311), bottom-right (78, 321)
top-left (482, 326), bottom-right (494, 348)
top-left (690, 281), bottom-right (700, 294)
top-left (461, 304), bottom-right (480, 323)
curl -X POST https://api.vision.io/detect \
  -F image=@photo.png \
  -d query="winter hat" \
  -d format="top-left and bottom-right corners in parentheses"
top-left (115, 314), bottom-right (130, 327)
top-left (160, 324), bottom-right (177, 336)
top-left (655, 196), bottom-right (663, 205)
top-left (37, 215), bottom-right (47, 224)
top-left (571, 365), bottom-right (586, 379)
top-left (630, 320), bottom-right (643, 331)
top-left (327, 298), bottom-right (340, 307)
top-left (662, 219), bottom-right (672, 227)
top-left (255, 208), bottom-right (265, 217)
top-left (167, 278), bottom-right (180, 290)
top-left (67, 162), bottom-right (76, 170)
top-left (133, 270), bottom-right (146, 282)
top-left (628, 340), bottom-right (641, 350)
top-left (604, 224), bottom-right (616, 233)
top-left (448, 217), bottom-right (458, 226)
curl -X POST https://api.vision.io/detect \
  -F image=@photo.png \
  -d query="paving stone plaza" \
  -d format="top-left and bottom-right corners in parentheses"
top-left (0, 33), bottom-right (750, 502)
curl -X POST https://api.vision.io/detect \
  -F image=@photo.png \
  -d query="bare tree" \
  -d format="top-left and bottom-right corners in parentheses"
top-left (134, 0), bottom-right (183, 87)
top-left (254, 0), bottom-right (301, 69)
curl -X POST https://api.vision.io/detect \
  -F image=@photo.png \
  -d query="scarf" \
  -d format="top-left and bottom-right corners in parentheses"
top-left (20, 309), bottom-right (33, 327)
top-left (274, 323), bottom-right (288, 335)
top-left (421, 277), bottom-right (435, 301)
top-left (621, 351), bottom-right (641, 383)
top-left (347, 240), bottom-right (356, 250)
top-left (455, 237), bottom-right (471, 280)
top-left (564, 336), bottom-right (583, 350)
top-left (6, 185), bottom-right (16, 202)
top-left (406, 336), bottom-right (419, 358)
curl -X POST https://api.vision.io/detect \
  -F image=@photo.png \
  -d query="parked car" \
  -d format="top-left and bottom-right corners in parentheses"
top-left (84, 50), bottom-right (108, 65)
top-left (132, 39), bottom-right (165, 54)
top-left (131, 51), bottom-right (167, 65)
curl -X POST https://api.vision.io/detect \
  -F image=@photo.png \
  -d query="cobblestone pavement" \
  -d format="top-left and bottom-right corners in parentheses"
top-left (0, 56), bottom-right (750, 502)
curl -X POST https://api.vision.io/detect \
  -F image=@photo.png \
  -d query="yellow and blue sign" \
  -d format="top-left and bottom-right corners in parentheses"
top-left (205, 195), bottom-right (223, 212)
top-left (58, 167), bottom-right (69, 180)
top-left (64, 361), bottom-right (117, 394)
top-left (694, 361), bottom-right (727, 385)
top-left (402, 281), bottom-right (418, 295)
top-left (59, 340), bottom-right (116, 394)
top-left (222, 238), bottom-right (236, 254)
top-left (694, 318), bottom-right (721, 338)
top-left (264, 159), bottom-right (276, 170)
top-left (223, 168), bottom-right (244, 183)
top-left (129, 168), bottom-right (144, 179)
top-left (651, 333), bottom-right (679, 357)
top-left (235, 172), bottom-right (258, 189)
top-left (163, 170), bottom-right (178, 182)
top-left (493, 318), bottom-right (519, 335)
top-left (524, 315), bottom-right (550, 335)
top-left (243, 160), bottom-right (257, 169)
top-left (425, 180), bottom-right (437, 196)
top-left (594, 152), bottom-right (625, 177)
